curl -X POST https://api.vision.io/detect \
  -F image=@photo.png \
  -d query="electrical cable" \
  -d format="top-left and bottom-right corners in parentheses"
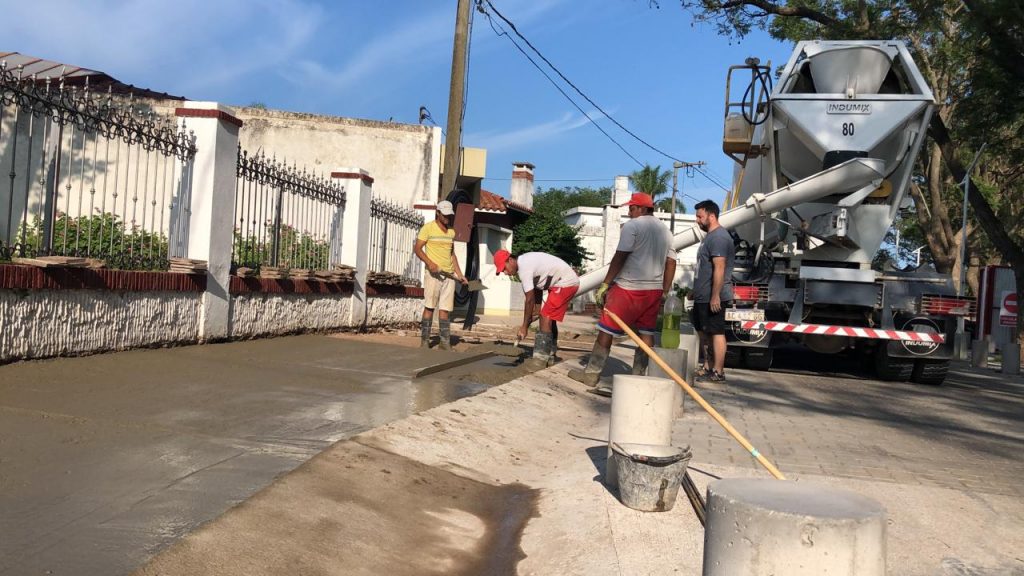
top-left (482, 0), bottom-right (679, 164)
top-left (480, 0), bottom-right (731, 192)
top-left (479, 6), bottom-right (643, 166)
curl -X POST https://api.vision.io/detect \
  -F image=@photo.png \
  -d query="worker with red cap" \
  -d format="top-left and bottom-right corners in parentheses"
top-left (569, 192), bottom-right (677, 395)
top-left (494, 249), bottom-right (579, 367)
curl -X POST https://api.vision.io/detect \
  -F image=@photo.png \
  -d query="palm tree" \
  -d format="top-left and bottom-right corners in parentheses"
top-left (630, 164), bottom-right (672, 200)
top-left (655, 197), bottom-right (686, 213)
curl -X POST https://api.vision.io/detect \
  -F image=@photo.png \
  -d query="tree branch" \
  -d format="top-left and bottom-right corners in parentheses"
top-left (717, 0), bottom-right (837, 26)
top-left (928, 115), bottom-right (1024, 268)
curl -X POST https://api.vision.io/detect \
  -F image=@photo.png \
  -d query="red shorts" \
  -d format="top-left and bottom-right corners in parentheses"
top-left (541, 285), bottom-right (579, 322)
top-left (598, 285), bottom-right (662, 336)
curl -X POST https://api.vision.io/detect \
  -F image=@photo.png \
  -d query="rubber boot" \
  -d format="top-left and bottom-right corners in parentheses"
top-left (631, 347), bottom-right (649, 375)
top-left (568, 344), bottom-right (609, 387)
top-left (438, 318), bottom-right (452, 351)
top-left (549, 322), bottom-right (560, 364)
top-left (419, 318), bottom-right (432, 348)
top-left (524, 332), bottom-right (552, 370)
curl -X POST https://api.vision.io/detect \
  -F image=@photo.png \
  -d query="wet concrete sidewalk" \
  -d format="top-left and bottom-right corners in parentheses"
top-left (0, 334), bottom-right (512, 576)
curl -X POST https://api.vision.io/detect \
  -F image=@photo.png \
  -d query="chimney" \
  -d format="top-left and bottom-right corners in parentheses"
top-left (613, 175), bottom-right (631, 215)
top-left (510, 162), bottom-right (535, 210)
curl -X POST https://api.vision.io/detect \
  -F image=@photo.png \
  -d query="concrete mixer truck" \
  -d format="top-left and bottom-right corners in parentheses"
top-left (578, 40), bottom-right (974, 384)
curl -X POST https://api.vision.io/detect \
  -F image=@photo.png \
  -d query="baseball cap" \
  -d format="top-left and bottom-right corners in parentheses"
top-left (619, 192), bottom-right (655, 209)
top-left (436, 200), bottom-right (455, 216)
top-left (494, 249), bottom-right (511, 274)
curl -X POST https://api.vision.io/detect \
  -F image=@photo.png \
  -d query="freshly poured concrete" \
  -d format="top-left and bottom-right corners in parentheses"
top-left (0, 335), bottom-right (520, 576)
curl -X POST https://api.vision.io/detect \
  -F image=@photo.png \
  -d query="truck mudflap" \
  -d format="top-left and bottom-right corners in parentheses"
top-left (737, 320), bottom-right (946, 344)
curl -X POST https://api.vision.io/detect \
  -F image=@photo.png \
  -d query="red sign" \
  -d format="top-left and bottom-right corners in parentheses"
top-left (1000, 292), bottom-right (1018, 326)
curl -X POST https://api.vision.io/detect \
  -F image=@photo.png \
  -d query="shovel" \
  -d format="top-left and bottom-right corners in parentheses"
top-left (439, 271), bottom-right (487, 292)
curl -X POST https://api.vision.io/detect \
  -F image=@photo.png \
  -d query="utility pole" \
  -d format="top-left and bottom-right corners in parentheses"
top-left (440, 0), bottom-right (472, 202)
top-left (671, 161), bottom-right (705, 233)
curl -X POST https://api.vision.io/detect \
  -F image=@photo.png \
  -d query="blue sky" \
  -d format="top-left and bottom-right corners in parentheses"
top-left (5, 0), bottom-right (792, 208)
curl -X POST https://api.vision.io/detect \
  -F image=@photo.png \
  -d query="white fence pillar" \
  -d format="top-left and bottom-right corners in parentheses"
top-left (601, 205), bottom-right (621, 267)
top-left (333, 168), bottom-right (373, 330)
top-left (175, 102), bottom-right (241, 342)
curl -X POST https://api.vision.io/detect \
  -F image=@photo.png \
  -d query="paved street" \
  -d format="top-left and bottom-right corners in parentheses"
top-left (673, 350), bottom-right (1024, 498)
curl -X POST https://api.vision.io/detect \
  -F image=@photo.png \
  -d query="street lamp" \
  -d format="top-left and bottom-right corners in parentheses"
top-left (958, 143), bottom-right (986, 296)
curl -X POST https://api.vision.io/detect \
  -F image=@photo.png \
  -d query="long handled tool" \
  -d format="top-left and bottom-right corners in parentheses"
top-left (605, 310), bottom-right (786, 480)
top-left (438, 271), bottom-right (487, 291)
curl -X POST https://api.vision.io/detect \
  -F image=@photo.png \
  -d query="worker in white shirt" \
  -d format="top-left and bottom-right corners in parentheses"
top-left (493, 249), bottom-right (580, 367)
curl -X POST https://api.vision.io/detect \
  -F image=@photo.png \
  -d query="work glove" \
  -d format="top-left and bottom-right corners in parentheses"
top-left (595, 282), bottom-right (610, 307)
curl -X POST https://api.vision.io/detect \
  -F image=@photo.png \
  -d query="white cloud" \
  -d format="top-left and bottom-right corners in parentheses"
top-left (3, 0), bottom-right (322, 96)
top-left (282, 0), bottom-right (567, 95)
top-left (466, 110), bottom-right (598, 151)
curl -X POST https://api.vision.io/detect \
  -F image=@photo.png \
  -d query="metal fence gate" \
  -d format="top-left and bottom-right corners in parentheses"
top-left (0, 62), bottom-right (196, 270)
top-left (232, 146), bottom-right (346, 272)
top-left (368, 196), bottom-right (424, 284)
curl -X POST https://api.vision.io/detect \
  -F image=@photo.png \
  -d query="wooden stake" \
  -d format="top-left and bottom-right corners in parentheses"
top-left (604, 310), bottom-right (786, 480)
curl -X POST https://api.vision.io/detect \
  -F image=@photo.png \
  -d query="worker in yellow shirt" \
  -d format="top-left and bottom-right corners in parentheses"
top-left (414, 201), bottom-right (468, 349)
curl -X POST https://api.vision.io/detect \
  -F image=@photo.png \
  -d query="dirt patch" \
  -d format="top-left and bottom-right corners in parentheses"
top-left (134, 440), bottom-right (539, 576)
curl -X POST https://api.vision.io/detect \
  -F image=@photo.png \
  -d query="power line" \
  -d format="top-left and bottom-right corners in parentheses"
top-left (479, 0), bottom-right (730, 192)
top-left (485, 177), bottom-right (613, 182)
top-left (478, 7), bottom-right (643, 167)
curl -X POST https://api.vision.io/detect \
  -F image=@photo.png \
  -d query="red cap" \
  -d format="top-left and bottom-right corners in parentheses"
top-left (494, 249), bottom-right (511, 274)
top-left (619, 192), bottom-right (655, 209)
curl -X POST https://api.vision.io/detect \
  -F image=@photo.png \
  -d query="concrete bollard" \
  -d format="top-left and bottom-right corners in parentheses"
top-left (703, 479), bottom-right (886, 576)
top-left (647, 346), bottom-right (688, 418)
top-left (680, 326), bottom-right (700, 384)
top-left (1003, 345), bottom-right (1021, 375)
top-left (606, 375), bottom-right (676, 488)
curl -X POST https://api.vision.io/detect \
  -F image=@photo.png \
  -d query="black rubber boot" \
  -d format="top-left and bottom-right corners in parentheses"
top-left (419, 318), bottom-right (432, 348)
top-left (524, 332), bottom-right (553, 369)
top-left (568, 344), bottom-right (609, 387)
top-left (631, 347), bottom-right (649, 375)
top-left (549, 322), bottom-right (560, 364)
top-left (438, 319), bottom-right (452, 351)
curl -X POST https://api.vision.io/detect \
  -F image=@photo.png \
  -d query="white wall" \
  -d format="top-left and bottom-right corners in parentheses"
top-left (565, 207), bottom-right (700, 288)
top-left (0, 286), bottom-right (422, 363)
top-left (231, 107), bottom-right (440, 207)
top-left (0, 289), bottom-right (202, 363)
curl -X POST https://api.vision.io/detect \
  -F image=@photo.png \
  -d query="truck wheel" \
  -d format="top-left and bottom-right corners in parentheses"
top-left (874, 348), bottom-right (913, 381)
top-left (911, 360), bottom-right (949, 385)
top-left (724, 347), bottom-right (744, 369)
top-left (744, 349), bottom-right (773, 371)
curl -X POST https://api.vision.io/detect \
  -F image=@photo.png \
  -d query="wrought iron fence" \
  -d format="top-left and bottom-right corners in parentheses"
top-left (0, 62), bottom-right (197, 270)
top-left (233, 146), bottom-right (345, 271)
top-left (368, 196), bottom-right (424, 283)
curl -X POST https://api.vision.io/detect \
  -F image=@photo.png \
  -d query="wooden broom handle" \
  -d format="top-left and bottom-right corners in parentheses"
top-left (605, 310), bottom-right (786, 480)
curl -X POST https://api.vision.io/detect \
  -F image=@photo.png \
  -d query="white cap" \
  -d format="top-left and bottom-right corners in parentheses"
top-left (436, 200), bottom-right (455, 216)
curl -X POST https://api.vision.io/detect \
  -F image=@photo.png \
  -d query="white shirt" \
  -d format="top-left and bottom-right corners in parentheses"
top-left (614, 215), bottom-right (676, 290)
top-left (516, 252), bottom-right (579, 292)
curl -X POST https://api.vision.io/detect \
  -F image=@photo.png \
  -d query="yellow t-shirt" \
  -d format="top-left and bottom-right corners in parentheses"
top-left (417, 220), bottom-right (455, 274)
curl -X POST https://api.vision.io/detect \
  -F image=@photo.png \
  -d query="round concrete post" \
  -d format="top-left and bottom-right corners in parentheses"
top-left (606, 375), bottom-right (676, 487)
top-left (703, 479), bottom-right (885, 576)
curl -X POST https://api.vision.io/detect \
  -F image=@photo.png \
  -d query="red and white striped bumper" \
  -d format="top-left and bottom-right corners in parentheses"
top-left (738, 321), bottom-right (946, 344)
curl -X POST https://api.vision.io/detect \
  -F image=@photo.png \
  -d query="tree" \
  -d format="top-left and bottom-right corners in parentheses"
top-left (532, 186), bottom-right (610, 215)
top-left (630, 164), bottom-right (672, 198)
top-left (676, 0), bottom-right (1024, 335)
top-left (511, 186), bottom-right (604, 268)
top-left (656, 197), bottom-right (686, 213)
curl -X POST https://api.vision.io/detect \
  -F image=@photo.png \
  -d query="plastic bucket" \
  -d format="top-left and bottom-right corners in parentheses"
top-left (612, 443), bottom-right (692, 512)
